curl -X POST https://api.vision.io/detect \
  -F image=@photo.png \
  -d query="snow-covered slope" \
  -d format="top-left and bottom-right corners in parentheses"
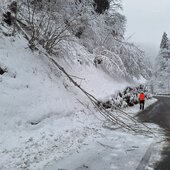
top-left (0, 25), bottom-right (132, 129)
top-left (0, 21), bottom-right (133, 166)
top-left (0, 34), bottom-right (79, 129)
top-left (56, 41), bottom-right (131, 99)
top-left (0, 1), bottom-right (160, 170)
top-left (0, 26), bottom-right (157, 170)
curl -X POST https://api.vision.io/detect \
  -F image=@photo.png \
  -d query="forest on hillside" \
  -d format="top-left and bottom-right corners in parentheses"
top-left (2, 0), bottom-right (151, 80)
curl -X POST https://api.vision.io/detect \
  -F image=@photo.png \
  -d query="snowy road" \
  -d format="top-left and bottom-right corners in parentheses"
top-left (138, 96), bottom-right (170, 170)
top-left (43, 135), bottom-right (152, 170)
top-left (43, 99), bottom-right (161, 170)
top-left (138, 96), bottom-right (170, 129)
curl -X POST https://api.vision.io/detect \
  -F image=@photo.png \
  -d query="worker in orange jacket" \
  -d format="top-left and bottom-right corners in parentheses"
top-left (139, 92), bottom-right (145, 110)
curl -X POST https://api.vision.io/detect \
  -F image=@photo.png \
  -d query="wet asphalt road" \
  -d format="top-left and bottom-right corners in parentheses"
top-left (138, 96), bottom-right (170, 170)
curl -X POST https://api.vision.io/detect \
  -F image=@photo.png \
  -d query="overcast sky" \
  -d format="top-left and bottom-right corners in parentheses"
top-left (122, 0), bottom-right (170, 60)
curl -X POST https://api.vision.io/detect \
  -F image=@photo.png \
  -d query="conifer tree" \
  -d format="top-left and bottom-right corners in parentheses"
top-left (160, 32), bottom-right (169, 49)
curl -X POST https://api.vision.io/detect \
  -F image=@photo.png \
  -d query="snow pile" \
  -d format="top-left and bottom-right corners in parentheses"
top-left (101, 85), bottom-right (152, 109)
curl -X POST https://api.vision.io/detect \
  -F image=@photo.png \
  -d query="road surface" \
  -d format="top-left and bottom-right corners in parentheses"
top-left (138, 96), bottom-right (170, 170)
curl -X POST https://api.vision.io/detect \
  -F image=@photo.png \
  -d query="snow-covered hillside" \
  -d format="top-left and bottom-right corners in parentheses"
top-left (54, 0), bottom-right (152, 81)
top-left (0, 0), bottom-right (151, 81)
top-left (0, 25), bottom-right (161, 170)
top-left (0, 1), bottom-right (162, 170)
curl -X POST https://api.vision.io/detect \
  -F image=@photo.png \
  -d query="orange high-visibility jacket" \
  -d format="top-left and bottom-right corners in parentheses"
top-left (139, 93), bottom-right (145, 101)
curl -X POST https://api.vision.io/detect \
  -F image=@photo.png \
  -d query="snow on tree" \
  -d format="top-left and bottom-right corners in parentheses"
top-left (152, 53), bottom-right (170, 93)
top-left (2, 0), bottom-right (151, 81)
top-left (94, 46), bottom-right (127, 79)
top-left (159, 33), bottom-right (170, 60)
top-left (160, 32), bottom-right (169, 49)
top-left (110, 41), bottom-right (152, 80)
top-left (150, 33), bottom-right (170, 94)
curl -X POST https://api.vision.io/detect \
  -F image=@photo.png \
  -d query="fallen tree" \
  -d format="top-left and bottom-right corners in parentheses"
top-left (12, 15), bottom-right (156, 136)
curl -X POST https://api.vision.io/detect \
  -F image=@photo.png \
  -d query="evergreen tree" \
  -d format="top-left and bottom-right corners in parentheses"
top-left (160, 32), bottom-right (169, 49)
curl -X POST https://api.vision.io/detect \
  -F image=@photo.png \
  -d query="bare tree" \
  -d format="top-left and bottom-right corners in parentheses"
top-left (16, 0), bottom-right (96, 53)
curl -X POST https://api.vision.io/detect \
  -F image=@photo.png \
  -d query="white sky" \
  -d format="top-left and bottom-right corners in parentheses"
top-left (122, 0), bottom-right (170, 60)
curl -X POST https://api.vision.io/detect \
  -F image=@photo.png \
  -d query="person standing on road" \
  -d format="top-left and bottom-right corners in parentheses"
top-left (139, 92), bottom-right (145, 110)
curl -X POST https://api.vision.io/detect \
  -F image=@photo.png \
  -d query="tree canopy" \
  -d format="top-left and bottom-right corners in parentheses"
top-left (160, 32), bottom-right (169, 49)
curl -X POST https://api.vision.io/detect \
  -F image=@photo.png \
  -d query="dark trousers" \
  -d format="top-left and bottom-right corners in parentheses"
top-left (140, 100), bottom-right (145, 110)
